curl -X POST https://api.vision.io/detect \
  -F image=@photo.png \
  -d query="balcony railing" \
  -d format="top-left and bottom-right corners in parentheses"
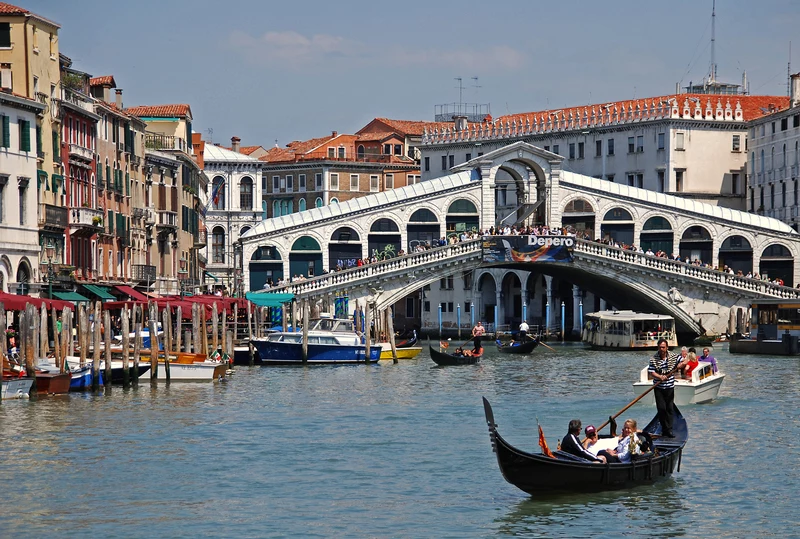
top-left (69, 143), bottom-right (93, 162)
top-left (68, 206), bottom-right (104, 231)
top-left (145, 132), bottom-right (189, 153)
top-left (131, 264), bottom-right (156, 282)
top-left (156, 210), bottom-right (178, 228)
top-left (39, 204), bottom-right (68, 229)
top-left (194, 229), bottom-right (207, 247)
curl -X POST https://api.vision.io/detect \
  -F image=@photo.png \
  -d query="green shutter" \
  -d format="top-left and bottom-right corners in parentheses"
top-left (1, 115), bottom-right (9, 148)
top-left (52, 130), bottom-right (59, 157)
top-left (20, 120), bottom-right (31, 152)
top-left (108, 210), bottom-right (114, 233)
top-left (36, 126), bottom-right (42, 156)
top-left (125, 172), bottom-right (130, 196)
top-left (106, 166), bottom-right (112, 190)
top-left (97, 163), bottom-right (103, 190)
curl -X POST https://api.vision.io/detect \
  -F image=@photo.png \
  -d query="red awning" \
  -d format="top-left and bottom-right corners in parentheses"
top-left (0, 292), bottom-right (74, 311)
top-left (114, 285), bottom-right (148, 302)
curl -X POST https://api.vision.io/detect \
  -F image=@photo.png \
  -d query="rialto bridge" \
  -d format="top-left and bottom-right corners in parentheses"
top-left (241, 142), bottom-right (800, 337)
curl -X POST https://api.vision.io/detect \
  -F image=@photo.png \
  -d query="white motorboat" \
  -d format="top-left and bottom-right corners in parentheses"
top-left (633, 360), bottom-right (725, 405)
top-left (1, 376), bottom-right (33, 399)
top-left (582, 310), bottom-right (678, 350)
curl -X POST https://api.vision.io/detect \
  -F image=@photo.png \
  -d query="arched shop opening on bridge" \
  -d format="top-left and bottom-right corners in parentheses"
top-left (760, 244), bottom-right (793, 286)
top-left (600, 207), bottom-right (634, 245)
top-left (329, 227), bottom-right (361, 270)
top-left (679, 225), bottom-right (713, 263)
top-left (249, 245), bottom-right (282, 290)
top-left (561, 198), bottom-right (595, 235)
top-left (290, 236), bottom-right (322, 278)
top-left (718, 235), bottom-right (753, 274)
top-left (369, 218), bottom-right (401, 259)
top-left (446, 199), bottom-right (479, 238)
top-left (640, 216), bottom-right (674, 254)
top-left (476, 273), bottom-right (498, 325)
top-left (407, 208), bottom-right (439, 250)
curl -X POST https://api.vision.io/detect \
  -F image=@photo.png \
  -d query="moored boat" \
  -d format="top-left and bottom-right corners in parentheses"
top-left (482, 397), bottom-right (687, 495)
top-left (1, 376), bottom-right (34, 399)
top-left (33, 368), bottom-right (71, 395)
top-left (379, 345), bottom-right (422, 360)
top-left (582, 310), bottom-right (678, 350)
top-left (633, 361), bottom-right (725, 405)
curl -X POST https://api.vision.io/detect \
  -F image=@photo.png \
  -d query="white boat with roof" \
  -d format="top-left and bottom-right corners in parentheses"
top-left (581, 310), bottom-right (677, 350)
top-left (633, 360), bottom-right (725, 405)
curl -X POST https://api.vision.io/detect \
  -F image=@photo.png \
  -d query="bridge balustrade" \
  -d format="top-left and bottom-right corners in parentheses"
top-left (573, 239), bottom-right (800, 298)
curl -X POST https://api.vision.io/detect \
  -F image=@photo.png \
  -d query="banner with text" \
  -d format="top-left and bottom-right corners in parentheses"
top-left (482, 235), bottom-right (574, 264)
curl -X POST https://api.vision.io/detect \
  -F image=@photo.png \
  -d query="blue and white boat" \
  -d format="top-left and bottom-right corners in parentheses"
top-left (252, 317), bottom-right (380, 365)
top-left (39, 358), bottom-right (105, 391)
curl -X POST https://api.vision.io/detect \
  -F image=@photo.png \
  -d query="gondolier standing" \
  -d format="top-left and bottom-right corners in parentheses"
top-left (519, 320), bottom-right (529, 342)
top-left (648, 338), bottom-right (688, 437)
top-left (472, 321), bottom-right (485, 349)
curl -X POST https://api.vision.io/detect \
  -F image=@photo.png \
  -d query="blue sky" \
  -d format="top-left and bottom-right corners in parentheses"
top-left (25, 0), bottom-right (800, 148)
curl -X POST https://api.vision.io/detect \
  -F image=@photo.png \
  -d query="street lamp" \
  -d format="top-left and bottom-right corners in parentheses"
top-left (45, 241), bottom-right (56, 299)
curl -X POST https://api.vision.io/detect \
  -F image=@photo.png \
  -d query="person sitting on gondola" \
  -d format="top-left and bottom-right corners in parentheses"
top-left (597, 419), bottom-right (643, 463)
top-left (561, 420), bottom-right (606, 463)
top-left (469, 343), bottom-right (484, 357)
top-left (453, 347), bottom-right (465, 357)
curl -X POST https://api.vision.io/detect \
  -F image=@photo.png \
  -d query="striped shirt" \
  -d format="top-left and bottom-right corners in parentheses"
top-left (648, 352), bottom-right (680, 389)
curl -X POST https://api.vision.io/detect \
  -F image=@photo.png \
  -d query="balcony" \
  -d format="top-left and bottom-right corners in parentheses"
top-left (68, 206), bottom-right (104, 235)
top-left (194, 229), bottom-right (207, 247)
top-left (39, 204), bottom-right (68, 230)
top-left (69, 143), bottom-right (93, 162)
top-left (156, 210), bottom-right (178, 229)
top-left (145, 132), bottom-right (189, 153)
top-left (131, 264), bottom-right (157, 283)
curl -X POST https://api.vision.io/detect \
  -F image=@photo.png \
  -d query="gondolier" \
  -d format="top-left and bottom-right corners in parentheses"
top-left (519, 320), bottom-right (529, 341)
top-left (472, 321), bottom-right (485, 349)
top-left (648, 338), bottom-right (688, 437)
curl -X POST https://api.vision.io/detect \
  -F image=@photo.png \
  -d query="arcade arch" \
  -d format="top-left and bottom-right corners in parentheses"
top-left (600, 207), bottom-right (634, 245)
top-left (290, 236), bottom-right (322, 278)
top-left (562, 198), bottom-right (595, 234)
top-left (408, 208), bottom-right (439, 249)
top-left (718, 235), bottom-right (753, 274)
top-left (640, 216), bottom-right (673, 254)
top-left (330, 227), bottom-right (362, 270)
top-left (446, 199), bottom-right (479, 238)
top-left (369, 218), bottom-right (400, 259)
top-left (679, 226), bottom-right (713, 263)
top-left (760, 244), bottom-right (793, 286)
top-left (249, 245), bottom-right (282, 290)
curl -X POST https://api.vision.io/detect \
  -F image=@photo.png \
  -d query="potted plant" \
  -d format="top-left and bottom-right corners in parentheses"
top-left (92, 216), bottom-right (103, 226)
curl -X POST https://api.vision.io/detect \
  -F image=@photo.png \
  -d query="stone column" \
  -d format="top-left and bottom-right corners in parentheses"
top-left (572, 285), bottom-right (582, 335)
top-left (545, 275), bottom-right (554, 330)
top-left (480, 162), bottom-right (495, 231)
top-left (495, 289), bottom-right (503, 329)
top-left (521, 281), bottom-right (528, 322)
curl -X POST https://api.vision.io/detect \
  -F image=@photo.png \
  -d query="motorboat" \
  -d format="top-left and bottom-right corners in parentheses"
top-left (582, 310), bottom-right (678, 350)
top-left (633, 360), bottom-right (725, 405)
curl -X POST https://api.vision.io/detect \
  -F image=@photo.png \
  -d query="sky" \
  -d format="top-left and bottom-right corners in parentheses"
top-left (24, 0), bottom-right (800, 149)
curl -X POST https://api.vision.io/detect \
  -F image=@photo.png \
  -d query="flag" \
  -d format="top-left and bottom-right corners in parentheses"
top-left (439, 341), bottom-right (449, 349)
top-left (538, 423), bottom-right (555, 458)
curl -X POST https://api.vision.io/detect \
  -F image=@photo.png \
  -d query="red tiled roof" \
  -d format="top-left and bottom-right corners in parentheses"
top-left (89, 75), bottom-right (116, 87)
top-left (356, 131), bottom-right (399, 142)
top-left (492, 94), bottom-right (792, 127)
top-left (125, 104), bottom-right (192, 119)
top-left (361, 118), bottom-right (448, 136)
top-left (0, 2), bottom-right (27, 13)
top-left (96, 100), bottom-right (133, 119)
top-left (259, 147), bottom-right (294, 162)
top-left (239, 145), bottom-right (264, 155)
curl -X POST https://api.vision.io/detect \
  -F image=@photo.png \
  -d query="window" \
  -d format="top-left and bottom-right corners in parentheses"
top-left (350, 174), bottom-right (359, 191)
top-left (315, 173), bottom-right (322, 190)
top-left (315, 197), bottom-right (323, 208)
top-left (394, 144), bottom-right (402, 155)
top-left (772, 122), bottom-right (776, 134)
top-left (578, 142), bottom-right (584, 159)
top-left (0, 64), bottom-right (11, 91)
top-left (0, 23), bottom-right (10, 48)
top-left (607, 139), bottom-right (614, 156)
top-left (782, 182), bottom-right (787, 207)
top-left (239, 177), bottom-right (253, 210)
top-left (732, 134), bottom-right (741, 152)
top-left (675, 170), bottom-right (684, 191)
top-left (626, 173), bottom-right (643, 188)
top-left (595, 140), bottom-right (602, 157)
top-left (298, 174), bottom-right (306, 191)
top-left (675, 132), bottom-right (685, 150)
top-left (781, 118), bottom-right (788, 131)
top-left (384, 143), bottom-right (391, 155)
top-left (628, 136), bottom-right (635, 153)
top-left (19, 120), bottom-right (30, 152)
top-left (544, 145), bottom-right (550, 152)
top-left (17, 180), bottom-right (25, 225)
top-left (657, 133), bottom-right (665, 150)
top-left (272, 175), bottom-right (279, 191)
top-left (286, 174), bottom-right (293, 192)
top-left (795, 180), bottom-right (799, 206)
top-left (407, 174), bottom-right (420, 185)
top-left (212, 227), bottom-right (225, 263)
top-left (385, 174), bottom-right (394, 189)
top-left (338, 147), bottom-right (345, 159)
top-left (441, 155), bottom-right (447, 170)
top-left (327, 147), bottom-right (335, 158)
top-left (439, 276), bottom-right (454, 290)
top-left (606, 174), bottom-right (615, 182)
top-left (448, 154), bottom-right (455, 168)
top-left (465, 153), bottom-right (471, 161)
top-left (330, 173), bottom-right (339, 191)
top-left (424, 301), bottom-right (430, 312)
top-left (298, 198), bottom-right (306, 212)
top-left (0, 177), bottom-right (5, 222)
top-left (553, 144), bottom-right (559, 155)
top-left (0, 114), bottom-right (8, 147)
top-left (636, 135), bottom-right (644, 153)
top-left (370, 175), bottom-right (379, 192)
top-left (569, 143), bottom-right (575, 159)
top-left (658, 170), bottom-right (665, 192)
top-left (424, 156), bottom-right (430, 172)
top-left (770, 184), bottom-right (775, 208)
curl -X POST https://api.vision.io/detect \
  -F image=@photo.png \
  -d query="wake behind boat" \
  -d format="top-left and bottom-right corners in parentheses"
top-left (482, 397), bottom-right (687, 495)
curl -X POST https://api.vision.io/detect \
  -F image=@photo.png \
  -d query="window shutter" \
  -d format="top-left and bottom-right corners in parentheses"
top-left (1, 115), bottom-right (9, 147)
top-left (126, 172), bottom-right (130, 196)
top-left (52, 130), bottom-right (59, 157)
top-left (106, 165), bottom-right (111, 189)
top-left (20, 120), bottom-right (31, 152)
top-left (97, 163), bottom-right (103, 189)
top-left (108, 210), bottom-right (114, 233)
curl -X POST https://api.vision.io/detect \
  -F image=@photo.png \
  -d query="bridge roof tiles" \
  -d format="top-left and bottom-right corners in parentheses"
top-left (243, 170), bottom-right (475, 239)
top-left (562, 171), bottom-right (797, 235)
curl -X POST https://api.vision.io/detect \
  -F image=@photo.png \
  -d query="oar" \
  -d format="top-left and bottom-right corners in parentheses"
top-left (538, 340), bottom-right (556, 352)
top-left (593, 361), bottom-right (684, 434)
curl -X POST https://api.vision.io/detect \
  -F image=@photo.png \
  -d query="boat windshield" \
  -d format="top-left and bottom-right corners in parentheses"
top-left (309, 318), bottom-right (354, 333)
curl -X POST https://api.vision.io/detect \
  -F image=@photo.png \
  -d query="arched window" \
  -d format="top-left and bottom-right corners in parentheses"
top-left (240, 226), bottom-right (251, 239)
top-left (16, 261), bottom-right (30, 295)
top-left (409, 208), bottom-right (438, 222)
top-left (298, 198), bottom-right (306, 212)
top-left (212, 176), bottom-right (225, 210)
top-left (240, 176), bottom-right (253, 210)
top-left (212, 227), bottom-right (225, 263)
top-left (288, 200), bottom-right (294, 214)
top-left (330, 197), bottom-right (339, 204)
top-left (783, 144), bottom-right (787, 168)
top-left (357, 145), bottom-right (365, 160)
top-left (315, 197), bottom-right (323, 208)
top-left (760, 150), bottom-right (765, 173)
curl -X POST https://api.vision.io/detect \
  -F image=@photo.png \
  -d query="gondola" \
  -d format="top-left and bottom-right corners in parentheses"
top-left (482, 397), bottom-right (687, 495)
top-left (395, 330), bottom-right (418, 348)
top-left (495, 338), bottom-right (539, 354)
top-left (429, 344), bottom-right (482, 366)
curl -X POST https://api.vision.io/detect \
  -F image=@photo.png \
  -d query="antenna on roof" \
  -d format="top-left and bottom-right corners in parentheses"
top-left (206, 127), bottom-right (213, 143)
top-left (471, 76), bottom-right (481, 96)
top-left (788, 41), bottom-right (792, 97)
top-left (710, 0), bottom-right (717, 83)
top-left (455, 77), bottom-right (465, 105)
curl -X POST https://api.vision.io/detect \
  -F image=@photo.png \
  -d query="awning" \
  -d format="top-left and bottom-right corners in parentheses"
top-left (245, 292), bottom-right (294, 307)
top-left (114, 285), bottom-right (148, 302)
top-left (53, 291), bottom-right (91, 303)
top-left (82, 284), bottom-right (116, 301)
top-left (203, 270), bottom-right (219, 282)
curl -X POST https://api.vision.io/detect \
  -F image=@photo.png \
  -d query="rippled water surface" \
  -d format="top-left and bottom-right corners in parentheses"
top-left (1, 344), bottom-right (797, 538)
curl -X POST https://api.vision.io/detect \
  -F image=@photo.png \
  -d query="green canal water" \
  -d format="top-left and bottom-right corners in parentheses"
top-left (1, 343), bottom-right (797, 538)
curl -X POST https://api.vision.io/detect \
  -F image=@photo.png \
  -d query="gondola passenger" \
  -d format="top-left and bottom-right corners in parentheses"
top-left (597, 419), bottom-right (641, 463)
top-left (561, 420), bottom-right (606, 463)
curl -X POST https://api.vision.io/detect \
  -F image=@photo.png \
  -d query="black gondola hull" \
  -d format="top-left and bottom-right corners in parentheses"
top-left (496, 339), bottom-right (540, 354)
top-left (483, 397), bottom-right (687, 495)
top-left (430, 345), bottom-right (480, 365)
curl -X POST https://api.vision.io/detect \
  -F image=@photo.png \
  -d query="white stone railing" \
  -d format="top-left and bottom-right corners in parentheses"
top-left (573, 239), bottom-right (800, 299)
top-left (258, 239), bottom-right (484, 297)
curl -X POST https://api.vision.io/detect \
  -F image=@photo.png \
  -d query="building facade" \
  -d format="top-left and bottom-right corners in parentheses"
top-left (0, 91), bottom-right (44, 294)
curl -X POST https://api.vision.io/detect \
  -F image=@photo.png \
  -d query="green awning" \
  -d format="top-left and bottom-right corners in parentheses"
top-left (245, 292), bottom-right (294, 307)
top-left (53, 291), bottom-right (91, 303)
top-left (82, 284), bottom-right (116, 301)
top-left (203, 270), bottom-right (219, 282)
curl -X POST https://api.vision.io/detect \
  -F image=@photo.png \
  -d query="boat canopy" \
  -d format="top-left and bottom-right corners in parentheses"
top-left (245, 292), bottom-right (294, 307)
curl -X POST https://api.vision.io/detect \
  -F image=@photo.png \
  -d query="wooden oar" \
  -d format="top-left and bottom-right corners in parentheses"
top-left (538, 340), bottom-right (556, 352)
top-left (593, 361), bottom-right (684, 434)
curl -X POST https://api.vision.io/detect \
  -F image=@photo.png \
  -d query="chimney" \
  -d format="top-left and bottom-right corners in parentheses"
top-left (791, 73), bottom-right (800, 107)
top-left (115, 88), bottom-right (123, 109)
top-left (453, 115), bottom-right (468, 132)
top-left (231, 136), bottom-right (241, 153)
top-left (332, 131), bottom-right (338, 138)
